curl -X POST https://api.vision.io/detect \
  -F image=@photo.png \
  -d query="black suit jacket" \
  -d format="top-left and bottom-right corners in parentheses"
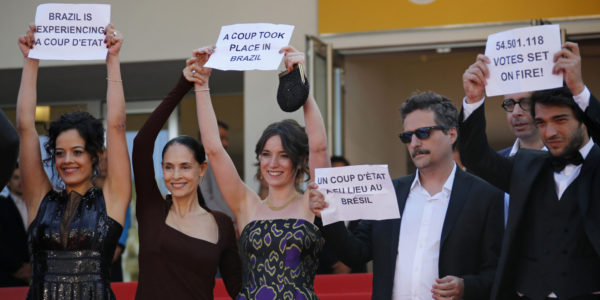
top-left (0, 195), bottom-right (29, 287)
top-left (458, 94), bottom-right (600, 300)
top-left (321, 168), bottom-right (504, 300)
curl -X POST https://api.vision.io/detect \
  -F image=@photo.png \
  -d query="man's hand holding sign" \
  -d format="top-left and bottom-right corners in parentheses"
top-left (464, 25), bottom-right (586, 105)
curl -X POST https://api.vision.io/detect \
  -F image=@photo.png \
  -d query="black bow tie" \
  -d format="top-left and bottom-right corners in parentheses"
top-left (550, 151), bottom-right (584, 172)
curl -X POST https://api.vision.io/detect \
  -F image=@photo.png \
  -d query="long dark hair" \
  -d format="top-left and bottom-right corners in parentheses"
top-left (162, 136), bottom-right (209, 211)
top-left (254, 119), bottom-right (309, 190)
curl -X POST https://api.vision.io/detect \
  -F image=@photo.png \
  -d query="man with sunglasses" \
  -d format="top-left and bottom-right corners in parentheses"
top-left (459, 42), bottom-right (600, 300)
top-left (309, 92), bottom-right (504, 300)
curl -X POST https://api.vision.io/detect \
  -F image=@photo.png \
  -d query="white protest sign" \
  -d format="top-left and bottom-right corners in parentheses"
top-left (484, 24), bottom-right (562, 97)
top-left (29, 3), bottom-right (110, 60)
top-left (205, 23), bottom-right (295, 71)
top-left (315, 165), bottom-right (400, 226)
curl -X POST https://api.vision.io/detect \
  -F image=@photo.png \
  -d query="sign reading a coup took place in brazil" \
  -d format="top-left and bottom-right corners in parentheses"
top-left (204, 23), bottom-right (294, 71)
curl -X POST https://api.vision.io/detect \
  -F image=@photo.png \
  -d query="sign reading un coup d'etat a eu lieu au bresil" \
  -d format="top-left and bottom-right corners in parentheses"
top-left (316, 165), bottom-right (400, 226)
top-left (29, 3), bottom-right (110, 60)
top-left (204, 23), bottom-right (295, 71)
top-left (484, 24), bottom-right (563, 97)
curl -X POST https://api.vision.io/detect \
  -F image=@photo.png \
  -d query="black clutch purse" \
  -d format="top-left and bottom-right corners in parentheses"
top-left (277, 64), bottom-right (309, 112)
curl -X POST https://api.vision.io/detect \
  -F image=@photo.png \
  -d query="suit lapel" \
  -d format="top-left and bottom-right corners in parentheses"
top-left (389, 175), bottom-right (414, 260)
top-left (573, 145), bottom-right (600, 214)
top-left (440, 169), bottom-right (468, 246)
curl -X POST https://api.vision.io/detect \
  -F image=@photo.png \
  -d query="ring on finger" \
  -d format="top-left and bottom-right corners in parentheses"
top-left (191, 69), bottom-right (197, 74)
top-left (113, 31), bottom-right (118, 37)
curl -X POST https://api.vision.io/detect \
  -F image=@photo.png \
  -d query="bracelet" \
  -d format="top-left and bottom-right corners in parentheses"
top-left (194, 88), bottom-right (210, 92)
top-left (106, 77), bottom-right (123, 82)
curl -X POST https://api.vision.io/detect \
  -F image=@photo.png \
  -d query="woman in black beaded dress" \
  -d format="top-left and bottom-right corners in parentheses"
top-left (16, 24), bottom-right (131, 300)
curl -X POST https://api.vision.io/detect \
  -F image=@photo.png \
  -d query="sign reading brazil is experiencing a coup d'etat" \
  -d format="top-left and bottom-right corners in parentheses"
top-left (29, 3), bottom-right (111, 60)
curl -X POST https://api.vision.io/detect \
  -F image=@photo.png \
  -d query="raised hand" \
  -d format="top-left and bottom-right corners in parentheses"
top-left (280, 46), bottom-right (305, 73)
top-left (18, 24), bottom-right (37, 59)
top-left (104, 24), bottom-right (123, 57)
top-left (183, 46), bottom-right (215, 87)
top-left (462, 54), bottom-right (490, 103)
top-left (553, 42), bottom-right (584, 95)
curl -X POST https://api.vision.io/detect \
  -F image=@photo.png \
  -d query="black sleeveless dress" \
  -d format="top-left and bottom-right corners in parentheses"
top-left (27, 187), bottom-right (123, 299)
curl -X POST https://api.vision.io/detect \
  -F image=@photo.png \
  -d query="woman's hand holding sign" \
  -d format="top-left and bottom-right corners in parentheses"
top-left (104, 24), bottom-right (123, 58)
top-left (308, 182), bottom-right (328, 218)
top-left (18, 25), bottom-right (38, 59)
top-left (184, 46), bottom-right (215, 87)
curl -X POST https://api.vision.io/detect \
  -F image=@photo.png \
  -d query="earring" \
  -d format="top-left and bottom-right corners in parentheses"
top-left (199, 175), bottom-right (205, 186)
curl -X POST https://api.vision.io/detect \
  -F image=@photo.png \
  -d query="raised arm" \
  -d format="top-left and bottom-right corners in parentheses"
top-left (185, 47), bottom-right (252, 221)
top-left (133, 72), bottom-right (192, 223)
top-left (102, 25), bottom-right (131, 225)
top-left (280, 46), bottom-right (331, 178)
top-left (16, 25), bottom-right (52, 224)
top-left (0, 109), bottom-right (19, 190)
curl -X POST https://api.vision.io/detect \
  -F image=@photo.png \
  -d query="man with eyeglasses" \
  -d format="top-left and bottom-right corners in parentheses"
top-left (458, 42), bottom-right (600, 300)
top-left (309, 92), bottom-right (504, 300)
top-left (462, 52), bottom-right (547, 226)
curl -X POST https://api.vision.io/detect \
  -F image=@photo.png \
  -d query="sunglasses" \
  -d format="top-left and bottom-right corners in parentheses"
top-left (398, 126), bottom-right (446, 144)
top-left (501, 97), bottom-right (531, 112)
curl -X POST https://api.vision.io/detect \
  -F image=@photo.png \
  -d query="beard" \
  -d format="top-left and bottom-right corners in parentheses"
top-left (554, 124), bottom-right (585, 158)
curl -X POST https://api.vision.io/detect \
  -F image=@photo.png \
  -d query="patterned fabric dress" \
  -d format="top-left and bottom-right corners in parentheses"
top-left (237, 219), bottom-right (324, 300)
top-left (27, 187), bottom-right (122, 300)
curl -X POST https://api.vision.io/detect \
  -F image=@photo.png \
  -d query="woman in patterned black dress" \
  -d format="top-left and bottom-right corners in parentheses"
top-left (184, 46), bottom-right (330, 299)
top-left (16, 25), bottom-right (130, 299)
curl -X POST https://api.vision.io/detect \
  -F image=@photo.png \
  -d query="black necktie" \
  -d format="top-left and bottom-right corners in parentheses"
top-left (550, 151), bottom-right (584, 172)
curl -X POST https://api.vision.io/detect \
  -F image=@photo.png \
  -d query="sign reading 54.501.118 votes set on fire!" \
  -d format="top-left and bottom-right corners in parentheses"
top-left (484, 24), bottom-right (563, 97)
top-left (29, 3), bottom-right (111, 60)
top-left (205, 23), bottom-right (294, 71)
top-left (316, 165), bottom-right (400, 226)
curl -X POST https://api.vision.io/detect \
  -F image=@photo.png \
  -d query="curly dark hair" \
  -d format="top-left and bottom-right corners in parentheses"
top-left (43, 111), bottom-right (104, 183)
top-left (254, 119), bottom-right (309, 190)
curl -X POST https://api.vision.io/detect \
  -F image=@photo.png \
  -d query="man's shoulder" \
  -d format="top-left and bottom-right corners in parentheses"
top-left (497, 146), bottom-right (511, 157)
top-left (392, 174), bottom-right (416, 186)
top-left (456, 168), bottom-right (503, 195)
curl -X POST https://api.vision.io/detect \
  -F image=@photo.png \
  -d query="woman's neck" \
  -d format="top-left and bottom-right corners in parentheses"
top-left (266, 184), bottom-right (299, 206)
top-left (171, 193), bottom-right (203, 217)
top-left (66, 181), bottom-right (94, 195)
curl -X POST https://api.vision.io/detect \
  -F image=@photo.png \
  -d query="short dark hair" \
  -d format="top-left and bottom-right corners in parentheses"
top-left (162, 136), bottom-right (209, 210)
top-left (44, 111), bottom-right (104, 184)
top-left (400, 92), bottom-right (458, 148)
top-left (254, 119), bottom-right (309, 189)
top-left (400, 91), bottom-right (458, 130)
top-left (330, 155), bottom-right (350, 166)
top-left (530, 86), bottom-right (584, 123)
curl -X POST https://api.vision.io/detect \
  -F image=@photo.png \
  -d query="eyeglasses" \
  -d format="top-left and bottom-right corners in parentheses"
top-left (398, 126), bottom-right (446, 144)
top-left (501, 97), bottom-right (531, 112)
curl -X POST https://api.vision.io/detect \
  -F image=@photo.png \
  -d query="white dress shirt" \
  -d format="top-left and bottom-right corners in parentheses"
top-left (392, 164), bottom-right (457, 300)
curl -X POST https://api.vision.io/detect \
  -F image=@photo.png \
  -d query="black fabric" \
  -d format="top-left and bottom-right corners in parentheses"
top-left (457, 93), bottom-right (600, 300)
top-left (27, 187), bottom-right (122, 300)
top-left (515, 166), bottom-right (600, 300)
top-left (0, 195), bottom-right (29, 287)
top-left (0, 109), bottom-right (19, 190)
top-left (550, 151), bottom-right (584, 172)
top-left (321, 168), bottom-right (504, 300)
top-left (277, 65), bottom-right (309, 112)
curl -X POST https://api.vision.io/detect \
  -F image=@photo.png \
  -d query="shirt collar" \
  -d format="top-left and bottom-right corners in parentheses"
top-left (10, 192), bottom-right (23, 204)
top-left (509, 138), bottom-right (548, 156)
top-left (410, 163), bottom-right (458, 194)
top-left (579, 138), bottom-right (594, 160)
